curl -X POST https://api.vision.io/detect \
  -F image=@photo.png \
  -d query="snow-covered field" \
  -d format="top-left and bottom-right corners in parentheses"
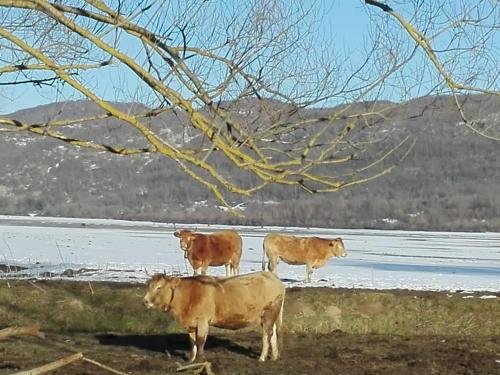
top-left (0, 215), bottom-right (499, 293)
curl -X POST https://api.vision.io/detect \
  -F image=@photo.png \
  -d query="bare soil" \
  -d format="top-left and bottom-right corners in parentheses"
top-left (1, 328), bottom-right (499, 374)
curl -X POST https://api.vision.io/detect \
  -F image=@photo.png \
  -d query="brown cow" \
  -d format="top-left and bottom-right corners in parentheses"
top-left (143, 271), bottom-right (285, 362)
top-left (262, 233), bottom-right (347, 282)
top-left (174, 229), bottom-right (242, 276)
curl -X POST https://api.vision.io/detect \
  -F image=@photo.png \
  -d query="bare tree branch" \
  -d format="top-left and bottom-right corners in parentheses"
top-left (366, 0), bottom-right (500, 140)
top-left (0, 0), bottom-right (497, 210)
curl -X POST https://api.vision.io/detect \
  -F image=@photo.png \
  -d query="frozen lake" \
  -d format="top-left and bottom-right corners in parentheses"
top-left (0, 215), bottom-right (499, 292)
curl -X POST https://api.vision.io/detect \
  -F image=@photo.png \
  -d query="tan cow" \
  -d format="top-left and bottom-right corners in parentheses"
top-left (143, 271), bottom-right (285, 362)
top-left (174, 229), bottom-right (242, 276)
top-left (262, 233), bottom-right (347, 282)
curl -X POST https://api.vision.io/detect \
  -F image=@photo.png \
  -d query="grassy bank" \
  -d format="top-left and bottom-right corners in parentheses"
top-left (0, 280), bottom-right (498, 336)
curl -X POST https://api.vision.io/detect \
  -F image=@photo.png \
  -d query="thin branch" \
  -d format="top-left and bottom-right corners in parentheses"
top-left (11, 352), bottom-right (83, 375)
top-left (0, 60), bottom-right (112, 74)
top-left (82, 357), bottom-right (129, 375)
top-left (0, 76), bottom-right (58, 86)
top-left (366, 0), bottom-right (499, 142)
top-left (176, 361), bottom-right (214, 375)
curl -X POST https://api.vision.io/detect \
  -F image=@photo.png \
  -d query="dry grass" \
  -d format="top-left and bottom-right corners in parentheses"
top-left (282, 287), bottom-right (499, 336)
top-left (0, 280), bottom-right (498, 337)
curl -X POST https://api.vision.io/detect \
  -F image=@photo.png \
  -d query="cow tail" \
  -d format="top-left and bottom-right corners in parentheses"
top-left (262, 238), bottom-right (267, 271)
top-left (275, 293), bottom-right (285, 347)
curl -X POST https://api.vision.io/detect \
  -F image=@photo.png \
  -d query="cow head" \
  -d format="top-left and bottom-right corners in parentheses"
top-left (143, 274), bottom-right (180, 312)
top-left (329, 237), bottom-right (347, 258)
top-left (174, 230), bottom-right (196, 252)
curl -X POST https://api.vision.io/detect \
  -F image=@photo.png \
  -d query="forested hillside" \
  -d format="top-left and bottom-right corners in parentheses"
top-left (1, 95), bottom-right (499, 231)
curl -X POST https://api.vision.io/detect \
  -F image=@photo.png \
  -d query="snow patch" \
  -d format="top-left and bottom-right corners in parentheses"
top-left (0, 216), bottom-right (499, 292)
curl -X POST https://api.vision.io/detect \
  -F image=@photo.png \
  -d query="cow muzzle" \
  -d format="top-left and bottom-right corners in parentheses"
top-left (143, 297), bottom-right (154, 309)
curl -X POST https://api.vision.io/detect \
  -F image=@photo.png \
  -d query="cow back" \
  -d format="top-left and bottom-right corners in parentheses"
top-left (213, 271), bottom-right (284, 328)
top-left (189, 230), bottom-right (242, 266)
top-left (169, 272), bottom-right (284, 330)
top-left (264, 233), bottom-right (333, 265)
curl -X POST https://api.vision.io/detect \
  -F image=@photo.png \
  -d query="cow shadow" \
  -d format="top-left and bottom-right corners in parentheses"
top-left (95, 332), bottom-right (259, 359)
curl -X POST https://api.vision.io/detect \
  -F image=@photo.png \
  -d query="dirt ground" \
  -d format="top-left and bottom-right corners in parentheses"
top-left (1, 330), bottom-right (499, 375)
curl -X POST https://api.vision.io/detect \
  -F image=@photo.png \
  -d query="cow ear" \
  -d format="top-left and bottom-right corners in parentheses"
top-left (174, 231), bottom-right (180, 238)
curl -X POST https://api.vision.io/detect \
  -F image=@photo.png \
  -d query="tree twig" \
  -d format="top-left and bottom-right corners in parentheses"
top-left (176, 361), bottom-right (214, 375)
top-left (0, 325), bottom-right (45, 341)
top-left (11, 352), bottom-right (83, 375)
top-left (82, 357), bottom-right (129, 375)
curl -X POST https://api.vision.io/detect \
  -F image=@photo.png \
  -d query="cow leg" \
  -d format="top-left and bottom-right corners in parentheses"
top-left (201, 266), bottom-right (208, 275)
top-left (224, 263), bottom-right (230, 277)
top-left (229, 262), bottom-right (239, 276)
top-left (231, 253), bottom-right (240, 275)
top-left (193, 268), bottom-right (199, 276)
top-left (259, 329), bottom-right (271, 362)
top-left (260, 304), bottom-right (279, 361)
top-left (188, 330), bottom-right (197, 363)
top-left (268, 297), bottom-right (283, 361)
top-left (196, 321), bottom-right (209, 360)
top-left (267, 256), bottom-right (279, 274)
top-left (270, 323), bottom-right (279, 360)
top-left (305, 264), bottom-right (313, 283)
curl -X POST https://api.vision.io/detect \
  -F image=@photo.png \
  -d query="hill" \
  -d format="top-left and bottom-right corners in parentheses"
top-left (1, 95), bottom-right (499, 231)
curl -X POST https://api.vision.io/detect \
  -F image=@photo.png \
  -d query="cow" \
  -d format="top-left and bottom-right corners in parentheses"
top-left (174, 229), bottom-right (242, 276)
top-left (262, 233), bottom-right (347, 282)
top-left (143, 271), bottom-right (285, 362)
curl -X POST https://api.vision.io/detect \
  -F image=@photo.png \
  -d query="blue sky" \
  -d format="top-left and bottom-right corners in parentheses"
top-left (0, 0), bottom-right (498, 114)
top-left (0, 1), bottom-right (373, 114)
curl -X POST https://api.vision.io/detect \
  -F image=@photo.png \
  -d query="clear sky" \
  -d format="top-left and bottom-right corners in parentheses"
top-left (0, 1), bottom-right (374, 114)
top-left (0, 0), bottom-right (498, 114)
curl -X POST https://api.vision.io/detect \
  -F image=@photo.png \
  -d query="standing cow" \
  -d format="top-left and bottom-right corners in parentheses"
top-left (143, 271), bottom-right (285, 362)
top-left (174, 229), bottom-right (242, 276)
top-left (262, 233), bottom-right (347, 282)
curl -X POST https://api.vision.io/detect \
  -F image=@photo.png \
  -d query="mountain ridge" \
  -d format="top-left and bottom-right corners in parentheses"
top-left (1, 94), bottom-right (499, 231)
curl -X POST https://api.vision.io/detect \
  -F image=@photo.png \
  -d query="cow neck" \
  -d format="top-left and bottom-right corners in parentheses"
top-left (164, 284), bottom-right (177, 312)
